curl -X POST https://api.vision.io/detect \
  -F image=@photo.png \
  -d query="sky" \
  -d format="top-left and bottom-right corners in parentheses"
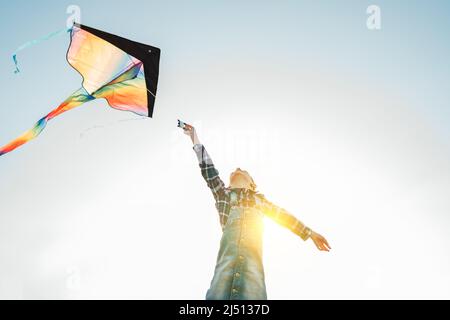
top-left (0, 0), bottom-right (449, 299)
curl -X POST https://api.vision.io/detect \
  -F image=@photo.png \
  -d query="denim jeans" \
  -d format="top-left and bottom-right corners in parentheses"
top-left (206, 203), bottom-right (267, 300)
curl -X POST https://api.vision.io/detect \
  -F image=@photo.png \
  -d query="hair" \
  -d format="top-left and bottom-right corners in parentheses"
top-left (248, 175), bottom-right (257, 192)
top-left (231, 170), bottom-right (257, 192)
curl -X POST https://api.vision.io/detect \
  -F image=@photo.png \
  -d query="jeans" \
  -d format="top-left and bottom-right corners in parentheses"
top-left (206, 204), bottom-right (267, 300)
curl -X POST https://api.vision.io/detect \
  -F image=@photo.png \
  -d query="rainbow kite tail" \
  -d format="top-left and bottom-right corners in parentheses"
top-left (0, 88), bottom-right (94, 157)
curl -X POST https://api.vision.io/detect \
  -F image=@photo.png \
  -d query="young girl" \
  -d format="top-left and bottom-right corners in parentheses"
top-left (183, 124), bottom-right (331, 300)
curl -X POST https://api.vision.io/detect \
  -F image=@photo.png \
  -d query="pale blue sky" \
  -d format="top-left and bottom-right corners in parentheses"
top-left (1, 1), bottom-right (449, 141)
top-left (1, 1), bottom-right (449, 299)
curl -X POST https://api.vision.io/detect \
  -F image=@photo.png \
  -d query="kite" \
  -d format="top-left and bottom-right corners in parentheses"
top-left (0, 23), bottom-right (161, 157)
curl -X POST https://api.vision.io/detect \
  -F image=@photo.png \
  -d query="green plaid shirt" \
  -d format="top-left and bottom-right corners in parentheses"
top-left (193, 144), bottom-right (312, 241)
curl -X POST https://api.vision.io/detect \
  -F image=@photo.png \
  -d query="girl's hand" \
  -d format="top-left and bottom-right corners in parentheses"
top-left (183, 124), bottom-right (195, 137)
top-left (182, 124), bottom-right (200, 145)
top-left (310, 231), bottom-right (331, 252)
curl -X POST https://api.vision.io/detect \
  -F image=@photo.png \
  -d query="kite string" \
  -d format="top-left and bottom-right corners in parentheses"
top-left (79, 116), bottom-right (148, 139)
top-left (12, 26), bottom-right (72, 74)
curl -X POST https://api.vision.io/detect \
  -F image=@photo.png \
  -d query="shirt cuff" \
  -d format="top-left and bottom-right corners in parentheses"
top-left (193, 143), bottom-right (203, 151)
top-left (193, 143), bottom-right (207, 165)
top-left (303, 227), bottom-right (312, 241)
top-left (300, 227), bottom-right (312, 241)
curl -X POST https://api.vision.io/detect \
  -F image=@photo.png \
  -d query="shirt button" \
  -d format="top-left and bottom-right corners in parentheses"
top-left (235, 272), bottom-right (240, 277)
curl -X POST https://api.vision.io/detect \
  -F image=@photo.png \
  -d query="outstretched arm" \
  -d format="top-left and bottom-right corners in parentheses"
top-left (183, 124), bottom-right (226, 202)
top-left (256, 195), bottom-right (331, 251)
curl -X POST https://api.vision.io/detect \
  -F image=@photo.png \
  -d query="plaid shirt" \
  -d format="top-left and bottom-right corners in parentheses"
top-left (193, 144), bottom-right (312, 241)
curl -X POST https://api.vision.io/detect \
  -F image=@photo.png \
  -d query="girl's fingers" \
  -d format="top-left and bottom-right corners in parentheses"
top-left (323, 238), bottom-right (331, 248)
top-left (315, 241), bottom-right (322, 251)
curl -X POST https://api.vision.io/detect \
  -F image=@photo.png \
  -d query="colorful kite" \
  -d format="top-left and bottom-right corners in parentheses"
top-left (0, 23), bottom-right (161, 156)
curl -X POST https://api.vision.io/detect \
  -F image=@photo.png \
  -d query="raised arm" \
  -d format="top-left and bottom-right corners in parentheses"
top-left (256, 194), bottom-right (331, 251)
top-left (183, 124), bottom-right (226, 202)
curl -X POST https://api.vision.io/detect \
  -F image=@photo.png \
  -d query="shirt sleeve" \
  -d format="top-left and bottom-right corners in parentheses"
top-left (193, 144), bottom-right (226, 202)
top-left (256, 194), bottom-right (312, 241)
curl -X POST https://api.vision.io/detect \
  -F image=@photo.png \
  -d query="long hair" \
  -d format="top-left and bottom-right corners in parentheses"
top-left (249, 176), bottom-right (257, 192)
